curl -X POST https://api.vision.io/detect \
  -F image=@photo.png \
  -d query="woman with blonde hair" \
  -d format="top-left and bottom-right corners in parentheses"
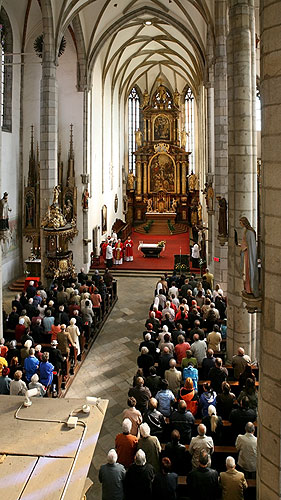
top-left (202, 404), bottom-right (223, 444)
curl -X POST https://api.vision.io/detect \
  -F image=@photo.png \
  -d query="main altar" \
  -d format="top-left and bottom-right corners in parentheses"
top-left (126, 82), bottom-right (201, 234)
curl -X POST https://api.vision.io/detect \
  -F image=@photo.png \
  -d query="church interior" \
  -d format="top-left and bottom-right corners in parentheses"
top-left (0, 0), bottom-right (280, 498)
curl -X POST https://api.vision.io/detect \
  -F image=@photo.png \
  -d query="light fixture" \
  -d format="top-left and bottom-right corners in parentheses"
top-left (24, 388), bottom-right (39, 407)
top-left (144, 20), bottom-right (152, 26)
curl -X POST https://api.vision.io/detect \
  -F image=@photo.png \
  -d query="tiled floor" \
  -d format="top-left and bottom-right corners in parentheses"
top-left (66, 276), bottom-right (156, 499)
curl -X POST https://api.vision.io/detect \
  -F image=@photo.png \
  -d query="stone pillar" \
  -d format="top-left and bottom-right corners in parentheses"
top-left (40, 54), bottom-right (58, 281)
top-left (258, 3), bottom-right (281, 498)
top-left (82, 87), bottom-right (90, 266)
top-left (227, 0), bottom-right (256, 360)
top-left (214, 0), bottom-right (228, 289)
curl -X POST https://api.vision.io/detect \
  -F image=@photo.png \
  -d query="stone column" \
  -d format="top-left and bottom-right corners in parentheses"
top-left (82, 87), bottom-right (90, 266)
top-left (40, 54), bottom-right (58, 281)
top-left (258, 3), bottom-right (281, 498)
top-left (214, 0), bottom-right (228, 289)
top-left (227, 0), bottom-right (256, 360)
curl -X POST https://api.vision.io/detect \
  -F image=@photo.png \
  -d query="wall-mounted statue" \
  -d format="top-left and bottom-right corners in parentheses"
top-left (239, 217), bottom-right (259, 298)
top-left (82, 188), bottom-right (89, 210)
top-left (217, 196), bottom-right (228, 237)
top-left (203, 182), bottom-right (214, 212)
top-left (0, 192), bottom-right (11, 230)
top-left (180, 129), bottom-right (187, 149)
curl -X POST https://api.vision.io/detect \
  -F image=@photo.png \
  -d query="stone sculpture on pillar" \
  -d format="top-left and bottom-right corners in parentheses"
top-left (0, 192), bottom-right (11, 231)
top-left (239, 217), bottom-right (260, 307)
top-left (217, 196), bottom-right (228, 246)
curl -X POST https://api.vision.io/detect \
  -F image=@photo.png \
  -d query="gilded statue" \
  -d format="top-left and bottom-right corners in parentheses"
top-left (173, 90), bottom-right (180, 107)
top-left (135, 128), bottom-right (143, 148)
top-left (146, 198), bottom-right (153, 212)
top-left (53, 185), bottom-right (61, 205)
top-left (127, 172), bottom-right (135, 190)
top-left (189, 172), bottom-right (199, 191)
top-left (180, 129), bottom-right (187, 149)
top-left (203, 182), bottom-right (214, 212)
top-left (171, 197), bottom-right (177, 212)
top-left (143, 90), bottom-right (149, 108)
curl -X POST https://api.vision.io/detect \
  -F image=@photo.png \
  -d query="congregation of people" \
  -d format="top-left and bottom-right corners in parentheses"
top-left (0, 268), bottom-right (115, 397)
top-left (99, 270), bottom-right (258, 500)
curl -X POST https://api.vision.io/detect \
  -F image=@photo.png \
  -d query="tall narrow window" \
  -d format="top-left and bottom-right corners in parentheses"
top-left (185, 87), bottom-right (195, 172)
top-left (0, 8), bottom-right (13, 132)
top-left (128, 87), bottom-right (140, 175)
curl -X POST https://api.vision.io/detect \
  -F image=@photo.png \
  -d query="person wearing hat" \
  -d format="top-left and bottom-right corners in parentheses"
top-left (49, 339), bottom-right (65, 372)
top-left (28, 373), bottom-right (46, 397)
top-left (0, 366), bottom-right (11, 394)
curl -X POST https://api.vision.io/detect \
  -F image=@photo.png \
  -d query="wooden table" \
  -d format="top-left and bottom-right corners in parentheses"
top-left (0, 395), bottom-right (108, 500)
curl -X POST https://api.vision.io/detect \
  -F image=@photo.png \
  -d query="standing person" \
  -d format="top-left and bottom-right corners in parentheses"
top-left (155, 379), bottom-right (175, 417)
top-left (106, 241), bottom-right (114, 269)
top-left (191, 243), bottom-right (200, 268)
top-left (235, 422), bottom-right (257, 478)
top-left (124, 235), bottom-right (134, 262)
top-left (186, 449), bottom-right (219, 500)
top-left (124, 450), bottom-right (154, 500)
top-left (113, 239), bottom-right (123, 265)
top-left (219, 456), bottom-right (248, 499)
top-left (39, 352), bottom-right (54, 388)
top-left (189, 424), bottom-right (214, 469)
top-left (123, 397), bottom-right (142, 437)
top-left (99, 449), bottom-right (126, 500)
top-left (152, 457), bottom-right (178, 500)
top-left (115, 419), bottom-right (138, 469)
top-left (66, 318), bottom-right (81, 356)
top-left (137, 423), bottom-right (161, 472)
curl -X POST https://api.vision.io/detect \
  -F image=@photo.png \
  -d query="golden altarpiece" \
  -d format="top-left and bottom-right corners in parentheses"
top-left (126, 83), bottom-right (200, 232)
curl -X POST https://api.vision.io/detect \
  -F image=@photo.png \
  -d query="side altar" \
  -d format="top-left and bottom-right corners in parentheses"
top-left (126, 82), bottom-right (201, 234)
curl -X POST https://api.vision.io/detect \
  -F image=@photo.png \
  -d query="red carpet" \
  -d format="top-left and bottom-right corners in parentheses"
top-left (92, 229), bottom-right (190, 271)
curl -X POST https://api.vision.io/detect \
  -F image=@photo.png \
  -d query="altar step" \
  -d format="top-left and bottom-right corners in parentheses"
top-left (8, 277), bottom-right (26, 292)
top-left (134, 222), bottom-right (188, 235)
top-left (90, 269), bottom-right (172, 278)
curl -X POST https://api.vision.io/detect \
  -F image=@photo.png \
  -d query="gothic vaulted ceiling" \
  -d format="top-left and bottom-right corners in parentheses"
top-left (20, 0), bottom-right (215, 96)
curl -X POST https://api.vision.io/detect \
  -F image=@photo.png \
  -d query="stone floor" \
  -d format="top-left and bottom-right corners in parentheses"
top-left (66, 276), bottom-right (156, 499)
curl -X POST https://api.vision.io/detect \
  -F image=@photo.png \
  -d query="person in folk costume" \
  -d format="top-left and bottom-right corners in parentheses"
top-left (113, 239), bottom-right (123, 265)
top-left (124, 235), bottom-right (134, 262)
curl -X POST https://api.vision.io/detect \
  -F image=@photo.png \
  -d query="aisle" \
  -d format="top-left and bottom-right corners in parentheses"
top-left (67, 276), bottom-right (156, 499)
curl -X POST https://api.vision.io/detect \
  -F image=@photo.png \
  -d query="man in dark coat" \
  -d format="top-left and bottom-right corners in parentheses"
top-left (186, 449), bottom-right (219, 499)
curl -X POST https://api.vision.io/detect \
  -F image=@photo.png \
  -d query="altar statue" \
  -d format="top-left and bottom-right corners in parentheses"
top-left (53, 185), bottom-right (61, 204)
top-left (189, 173), bottom-right (198, 191)
top-left (146, 198), bottom-right (153, 212)
top-left (171, 197), bottom-right (177, 212)
top-left (180, 129), bottom-right (187, 149)
top-left (135, 128), bottom-right (143, 148)
top-left (127, 172), bottom-right (135, 191)
top-left (239, 217), bottom-right (259, 298)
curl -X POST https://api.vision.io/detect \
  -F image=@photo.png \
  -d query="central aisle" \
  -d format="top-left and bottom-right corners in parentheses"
top-left (67, 276), bottom-right (157, 499)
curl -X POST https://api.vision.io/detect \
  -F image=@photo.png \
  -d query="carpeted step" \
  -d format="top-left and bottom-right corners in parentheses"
top-left (135, 222), bottom-right (188, 235)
